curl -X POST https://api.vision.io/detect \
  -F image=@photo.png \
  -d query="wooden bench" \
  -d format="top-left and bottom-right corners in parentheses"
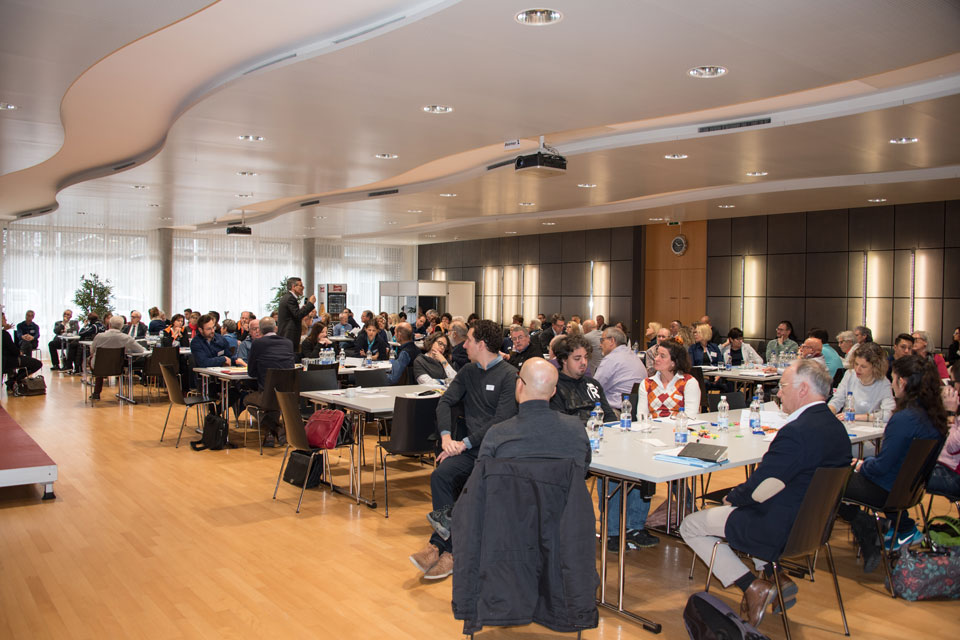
top-left (0, 405), bottom-right (57, 499)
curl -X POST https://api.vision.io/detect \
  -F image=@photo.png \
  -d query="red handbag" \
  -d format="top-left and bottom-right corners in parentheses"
top-left (305, 409), bottom-right (346, 449)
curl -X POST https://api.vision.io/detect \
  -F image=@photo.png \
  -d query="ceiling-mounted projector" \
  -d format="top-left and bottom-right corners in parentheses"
top-left (514, 136), bottom-right (565, 177)
top-left (226, 225), bottom-right (252, 235)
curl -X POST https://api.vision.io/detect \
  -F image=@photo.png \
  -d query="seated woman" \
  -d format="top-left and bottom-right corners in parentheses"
top-left (413, 333), bottom-right (456, 385)
top-left (645, 321), bottom-right (661, 349)
top-left (839, 355), bottom-right (948, 572)
top-left (159, 314), bottom-right (187, 347)
top-left (604, 340), bottom-right (702, 552)
top-left (688, 323), bottom-right (722, 367)
top-left (375, 315), bottom-right (391, 345)
top-left (720, 327), bottom-right (763, 366)
top-left (926, 361), bottom-right (960, 499)
top-left (912, 329), bottom-right (949, 379)
top-left (350, 320), bottom-right (390, 360)
top-left (827, 342), bottom-right (896, 421)
top-left (300, 322), bottom-right (332, 359)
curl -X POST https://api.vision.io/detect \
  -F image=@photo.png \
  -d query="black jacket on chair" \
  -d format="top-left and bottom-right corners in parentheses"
top-left (724, 402), bottom-right (851, 560)
top-left (451, 457), bottom-right (600, 635)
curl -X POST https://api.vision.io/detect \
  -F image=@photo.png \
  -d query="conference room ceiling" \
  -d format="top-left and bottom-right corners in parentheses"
top-left (2, 0), bottom-right (960, 244)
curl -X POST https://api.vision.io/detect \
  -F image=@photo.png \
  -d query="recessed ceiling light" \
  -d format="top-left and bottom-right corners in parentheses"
top-left (515, 8), bottom-right (563, 25)
top-left (159, 217), bottom-right (172, 221)
top-left (577, 183), bottom-right (597, 188)
top-left (664, 153), bottom-right (688, 160)
top-left (439, 193), bottom-right (457, 197)
top-left (505, 231), bottom-right (518, 234)
top-left (422, 104), bottom-right (453, 114)
top-left (889, 137), bottom-right (918, 145)
top-left (425, 234), bottom-right (437, 238)
top-left (236, 193), bottom-right (253, 198)
top-left (374, 153), bottom-right (398, 160)
top-left (746, 170), bottom-right (768, 177)
top-left (867, 198), bottom-right (887, 203)
top-left (541, 221), bottom-right (556, 226)
top-left (237, 135), bottom-right (264, 141)
top-left (77, 211), bottom-right (87, 215)
top-left (519, 202), bottom-right (535, 206)
top-left (387, 221), bottom-right (398, 225)
top-left (648, 217), bottom-right (665, 222)
top-left (236, 170), bottom-right (258, 176)
top-left (95, 223), bottom-right (106, 228)
top-left (688, 65), bottom-right (728, 79)
top-left (718, 204), bottom-right (736, 209)
top-left (407, 209), bottom-right (423, 213)
top-left (132, 184), bottom-right (148, 190)
top-left (0, 103), bottom-right (16, 110)
top-left (147, 203), bottom-right (160, 207)
top-left (314, 215), bottom-right (327, 220)
top-left (305, 226), bottom-right (315, 230)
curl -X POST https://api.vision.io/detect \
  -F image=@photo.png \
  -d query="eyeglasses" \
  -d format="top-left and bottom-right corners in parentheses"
top-left (777, 382), bottom-right (794, 391)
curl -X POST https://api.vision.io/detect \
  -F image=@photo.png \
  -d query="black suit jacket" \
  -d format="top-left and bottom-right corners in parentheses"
top-left (247, 333), bottom-right (296, 389)
top-left (123, 322), bottom-right (147, 339)
top-left (277, 291), bottom-right (314, 349)
top-left (724, 402), bottom-right (851, 560)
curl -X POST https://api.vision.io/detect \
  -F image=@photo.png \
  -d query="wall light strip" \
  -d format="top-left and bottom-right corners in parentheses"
top-left (861, 251), bottom-right (868, 326)
top-left (739, 256), bottom-right (745, 329)
top-left (909, 249), bottom-right (916, 332)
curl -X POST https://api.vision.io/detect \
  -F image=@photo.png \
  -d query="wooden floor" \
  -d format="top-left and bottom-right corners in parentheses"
top-left (0, 368), bottom-right (955, 639)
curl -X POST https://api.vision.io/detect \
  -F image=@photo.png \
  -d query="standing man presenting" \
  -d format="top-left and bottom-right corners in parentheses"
top-left (277, 277), bottom-right (316, 352)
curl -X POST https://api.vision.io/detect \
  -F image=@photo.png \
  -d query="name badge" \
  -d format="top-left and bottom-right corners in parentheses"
top-left (486, 384), bottom-right (495, 391)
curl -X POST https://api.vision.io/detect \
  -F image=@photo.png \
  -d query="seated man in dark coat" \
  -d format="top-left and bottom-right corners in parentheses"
top-left (549, 334), bottom-right (614, 423)
top-left (679, 360), bottom-right (851, 627)
top-left (243, 316), bottom-right (295, 447)
top-left (504, 324), bottom-right (541, 371)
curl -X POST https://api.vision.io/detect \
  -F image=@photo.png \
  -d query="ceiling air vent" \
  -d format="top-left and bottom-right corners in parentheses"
top-left (368, 189), bottom-right (399, 197)
top-left (698, 117), bottom-right (771, 133)
top-left (300, 199), bottom-right (320, 207)
top-left (112, 161), bottom-right (136, 171)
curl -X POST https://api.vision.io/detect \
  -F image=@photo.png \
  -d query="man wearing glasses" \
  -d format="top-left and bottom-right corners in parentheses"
top-left (594, 327), bottom-right (647, 411)
top-left (679, 360), bottom-right (850, 627)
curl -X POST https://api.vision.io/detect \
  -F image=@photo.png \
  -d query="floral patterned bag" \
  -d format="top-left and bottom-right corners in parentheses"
top-left (887, 524), bottom-right (960, 601)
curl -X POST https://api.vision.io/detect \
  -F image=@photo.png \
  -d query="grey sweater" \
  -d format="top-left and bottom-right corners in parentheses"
top-left (437, 358), bottom-right (518, 449)
top-left (828, 369), bottom-right (896, 416)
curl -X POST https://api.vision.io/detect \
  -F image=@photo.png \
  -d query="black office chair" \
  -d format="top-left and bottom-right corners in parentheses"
top-left (373, 395), bottom-right (440, 517)
top-left (354, 368), bottom-right (389, 388)
top-left (689, 367), bottom-right (709, 413)
top-left (707, 390), bottom-right (746, 412)
top-left (921, 487), bottom-right (960, 522)
top-left (142, 346), bottom-right (179, 404)
top-left (87, 347), bottom-right (125, 404)
top-left (245, 368), bottom-right (298, 455)
top-left (842, 438), bottom-right (941, 596)
top-left (697, 466), bottom-right (852, 639)
top-left (158, 363), bottom-right (217, 448)
top-left (298, 368), bottom-right (339, 418)
top-left (306, 362), bottom-right (339, 372)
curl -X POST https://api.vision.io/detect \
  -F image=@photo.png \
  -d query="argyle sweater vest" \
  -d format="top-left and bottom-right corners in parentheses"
top-left (645, 374), bottom-right (690, 417)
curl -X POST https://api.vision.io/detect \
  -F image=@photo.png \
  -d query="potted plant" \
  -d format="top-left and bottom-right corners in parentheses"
top-left (73, 273), bottom-right (115, 322)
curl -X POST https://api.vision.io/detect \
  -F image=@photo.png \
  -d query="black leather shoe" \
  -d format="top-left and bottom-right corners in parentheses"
top-left (89, 393), bottom-right (101, 400)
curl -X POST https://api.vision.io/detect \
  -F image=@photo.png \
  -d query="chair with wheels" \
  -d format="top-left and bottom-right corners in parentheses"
top-left (373, 395), bottom-right (440, 517)
top-left (159, 363), bottom-right (217, 447)
top-left (842, 438), bottom-right (941, 596)
top-left (245, 368), bottom-right (298, 455)
top-left (698, 466), bottom-right (852, 640)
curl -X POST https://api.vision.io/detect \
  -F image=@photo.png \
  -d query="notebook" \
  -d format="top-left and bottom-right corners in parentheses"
top-left (677, 442), bottom-right (729, 463)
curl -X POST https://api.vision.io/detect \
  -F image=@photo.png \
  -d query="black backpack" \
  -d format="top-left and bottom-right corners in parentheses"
top-left (683, 592), bottom-right (770, 640)
top-left (190, 413), bottom-right (229, 451)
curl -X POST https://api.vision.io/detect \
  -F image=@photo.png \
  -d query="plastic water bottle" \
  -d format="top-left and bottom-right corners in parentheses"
top-left (675, 410), bottom-right (689, 444)
top-left (389, 347), bottom-right (395, 361)
top-left (338, 349), bottom-right (346, 369)
top-left (844, 391), bottom-right (856, 422)
top-left (749, 395), bottom-right (763, 434)
top-left (594, 401), bottom-right (604, 426)
top-left (620, 395), bottom-right (632, 432)
top-left (754, 384), bottom-right (764, 404)
top-left (717, 395), bottom-right (729, 431)
top-left (590, 410), bottom-right (604, 441)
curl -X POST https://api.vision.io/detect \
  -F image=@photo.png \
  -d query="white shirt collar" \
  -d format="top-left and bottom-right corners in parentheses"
top-left (784, 400), bottom-right (825, 424)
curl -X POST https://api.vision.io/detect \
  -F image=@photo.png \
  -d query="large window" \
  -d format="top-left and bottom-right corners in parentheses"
top-left (315, 241), bottom-right (412, 314)
top-left (172, 234), bottom-right (304, 318)
top-left (2, 225), bottom-right (160, 332)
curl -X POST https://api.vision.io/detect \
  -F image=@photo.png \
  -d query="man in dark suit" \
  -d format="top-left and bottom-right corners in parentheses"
top-left (536, 313), bottom-right (565, 354)
top-left (122, 310), bottom-right (148, 338)
top-left (277, 277), bottom-right (316, 351)
top-left (679, 360), bottom-right (851, 627)
top-left (243, 316), bottom-right (295, 446)
top-left (448, 320), bottom-right (469, 371)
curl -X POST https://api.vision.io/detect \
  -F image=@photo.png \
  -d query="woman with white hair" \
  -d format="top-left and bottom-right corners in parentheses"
top-left (912, 330), bottom-right (949, 379)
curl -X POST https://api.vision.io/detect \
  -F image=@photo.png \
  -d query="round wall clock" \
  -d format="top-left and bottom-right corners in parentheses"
top-left (671, 234), bottom-right (688, 256)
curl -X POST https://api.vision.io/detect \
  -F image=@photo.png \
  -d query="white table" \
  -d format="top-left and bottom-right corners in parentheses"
top-left (193, 367), bottom-right (253, 437)
top-left (301, 384), bottom-right (440, 508)
top-left (119, 347), bottom-right (191, 404)
top-left (591, 411), bottom-right (883, 630)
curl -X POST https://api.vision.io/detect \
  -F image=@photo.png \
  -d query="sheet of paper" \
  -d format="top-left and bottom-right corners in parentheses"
top-left (639, 438), bottom-right (669, 447)
top-left (738, 409), bottom-right (788, 430)
top-left (849, 425), bottom-right (885, 436)
top-left (651, 417), bottom-right (707, 428)
top-left (659, 446), bottom-right (685, 456)
top-left (359, 394), bottom-right (389, 399)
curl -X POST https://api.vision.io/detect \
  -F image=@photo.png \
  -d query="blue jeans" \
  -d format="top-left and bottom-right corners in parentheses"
top-left (603, 480), bottom-right (651, 533)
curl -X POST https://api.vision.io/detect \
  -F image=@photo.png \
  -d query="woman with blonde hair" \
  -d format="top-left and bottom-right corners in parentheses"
top-left (828, 342), bottom-right (895, 421)
top-left (566, 321), bottom-right (582, 337)
top-left (645, 321), bottom-right (661, 349)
